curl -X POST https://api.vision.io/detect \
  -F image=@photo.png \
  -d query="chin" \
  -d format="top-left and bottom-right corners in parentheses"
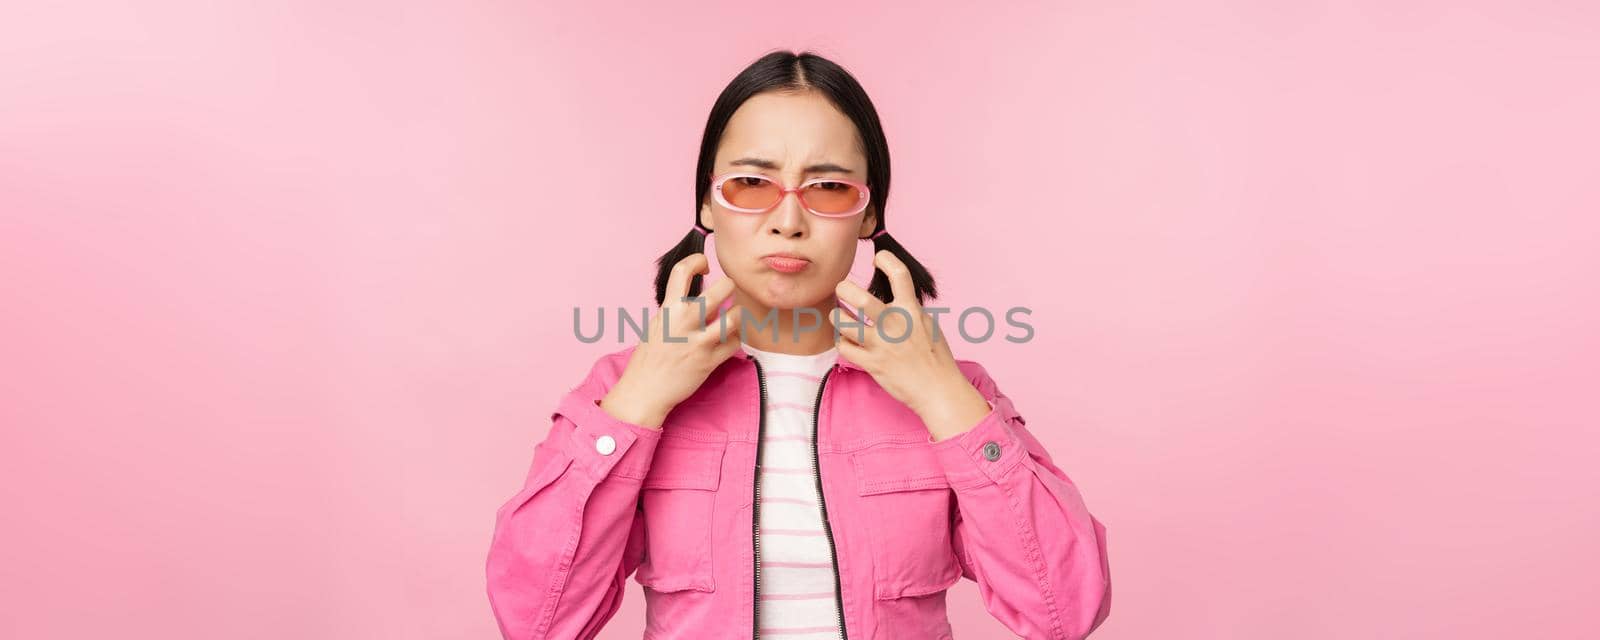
top-left (751, 277), bottom-right (833, 311)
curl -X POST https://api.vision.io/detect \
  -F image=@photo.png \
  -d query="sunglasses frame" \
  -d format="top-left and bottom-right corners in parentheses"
top-left (709, 172), bottom-right (872, 218)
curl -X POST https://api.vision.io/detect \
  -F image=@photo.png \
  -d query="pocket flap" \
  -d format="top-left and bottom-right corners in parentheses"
top-left (642, 436), bottom-right (726, 491)
top-left (852, 444), bottom-right (949, 496)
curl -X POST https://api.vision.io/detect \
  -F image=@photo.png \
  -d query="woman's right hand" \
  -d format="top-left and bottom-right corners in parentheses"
top-left (599, 253), bottom-right (746, 430)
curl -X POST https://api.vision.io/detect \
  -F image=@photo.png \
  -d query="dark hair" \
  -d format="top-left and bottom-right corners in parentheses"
top-left (652, 49), bottom-right (938, 307)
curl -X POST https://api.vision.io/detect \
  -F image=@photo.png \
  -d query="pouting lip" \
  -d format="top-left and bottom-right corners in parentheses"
top-left (761, 252), bottom-right (811, 261)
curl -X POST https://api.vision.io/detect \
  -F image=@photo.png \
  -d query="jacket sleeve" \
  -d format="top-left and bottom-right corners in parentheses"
top-left (932, 362), bottom-right (1113, 639)
top-left (485, 357), bottom-right (664, 640)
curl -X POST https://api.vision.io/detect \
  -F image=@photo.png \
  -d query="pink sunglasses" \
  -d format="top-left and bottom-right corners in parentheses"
top-left (710, 172), bottom-right (871, 218)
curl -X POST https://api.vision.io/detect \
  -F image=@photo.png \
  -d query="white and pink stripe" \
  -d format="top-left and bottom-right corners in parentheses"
top-left (745, 341), bottom-right (843, 640)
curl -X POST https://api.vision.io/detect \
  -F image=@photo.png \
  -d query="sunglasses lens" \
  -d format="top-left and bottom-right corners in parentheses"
top-left (720, 176), bottom-right (780, 210)
top-left (801, 181), bottom-right (865, 215)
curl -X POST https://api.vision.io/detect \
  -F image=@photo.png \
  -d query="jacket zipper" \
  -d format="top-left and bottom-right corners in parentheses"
top-left (751, 358), bottom-right (848, 640)
top-left (752, 357), bottom-right (767, 640)
top-left (810, 365), bottom-right (848, 640)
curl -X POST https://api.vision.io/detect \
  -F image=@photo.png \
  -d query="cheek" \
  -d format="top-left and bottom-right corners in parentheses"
top-left (815, 229), bottom-right (862, 279)
top-left (709, 212), bottom-right (757, 255)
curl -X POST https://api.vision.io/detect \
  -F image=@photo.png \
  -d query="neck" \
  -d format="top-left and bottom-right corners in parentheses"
top-left (732, 289), bottom-right (841, 356)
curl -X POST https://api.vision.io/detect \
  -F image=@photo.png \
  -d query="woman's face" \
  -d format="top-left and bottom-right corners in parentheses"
top-left (699, 89), bottom-right (878, 314)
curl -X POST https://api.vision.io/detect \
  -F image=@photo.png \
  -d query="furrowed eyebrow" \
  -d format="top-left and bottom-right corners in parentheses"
top-left (728, 157), bottom-right (780, 170)
top-left (803, 162), bottom-right (856, 175)
top-left (728, 157), bottom-right (857, 175)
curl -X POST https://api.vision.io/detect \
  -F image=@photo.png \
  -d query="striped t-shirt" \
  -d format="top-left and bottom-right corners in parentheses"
top-left (743, 341), bottom-right (844, 639)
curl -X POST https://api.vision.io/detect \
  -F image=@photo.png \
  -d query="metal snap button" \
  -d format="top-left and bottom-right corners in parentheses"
top-left (982, 441), bottom-right (1001, 461)
top-left (595, 434), bottom-right (617, 455)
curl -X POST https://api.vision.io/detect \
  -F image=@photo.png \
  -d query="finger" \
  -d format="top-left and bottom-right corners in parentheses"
top-left (697, 276), bottom-right (737, 324)
top-left (664, 252), bottom-right (710, 306)
top-left (829, 298), bottom-right (867, 346)
top-left (834, 279), bottom-right (886, 327)
top-left (836, 335), bottom-right (870, 370)
top-left (920, 310), bottom-right (947, 344)
top-left (703, 304), bottom-right (745, 343)
top-left (712, 331), bottom-right (746, 361)
top-left (837, 317), bottom-right (866, 347)
top-left (684, 276), bottom-right (734, 331)
top-left (873, 250), bottom-right (919, 311)
top-left (831, 294), bottom-right (862, 323)
top-left (702, 290), bottom-right (733, 326)
top-left (682, 268), bottom-right (727, 333)
top-left (835, 293), bottom-right (880, 346)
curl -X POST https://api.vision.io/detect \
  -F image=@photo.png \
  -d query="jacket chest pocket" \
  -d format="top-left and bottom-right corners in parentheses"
top-left (635, 435), bottom-right (726, 594)
top-left (851, 444), bottom-right (962, 600)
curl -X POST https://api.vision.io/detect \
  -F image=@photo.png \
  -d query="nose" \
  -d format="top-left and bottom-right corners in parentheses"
top-left (764, 189), bottom-right (808, 238)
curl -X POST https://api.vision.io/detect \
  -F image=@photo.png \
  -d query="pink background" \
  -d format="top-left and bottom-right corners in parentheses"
top-left (3, 1), bottom-right (1597, 638)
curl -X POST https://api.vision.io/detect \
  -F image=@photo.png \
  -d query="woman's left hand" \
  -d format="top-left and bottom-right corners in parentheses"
top-left (834, 250), bottom-right (994, 442)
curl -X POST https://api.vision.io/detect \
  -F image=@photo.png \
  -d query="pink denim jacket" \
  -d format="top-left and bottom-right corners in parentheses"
top-left (486, 343), bottom-right (1112, 639)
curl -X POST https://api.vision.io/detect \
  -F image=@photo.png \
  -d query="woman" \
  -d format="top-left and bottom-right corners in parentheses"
top-left (486, 50), bottom-right (1111, 640)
